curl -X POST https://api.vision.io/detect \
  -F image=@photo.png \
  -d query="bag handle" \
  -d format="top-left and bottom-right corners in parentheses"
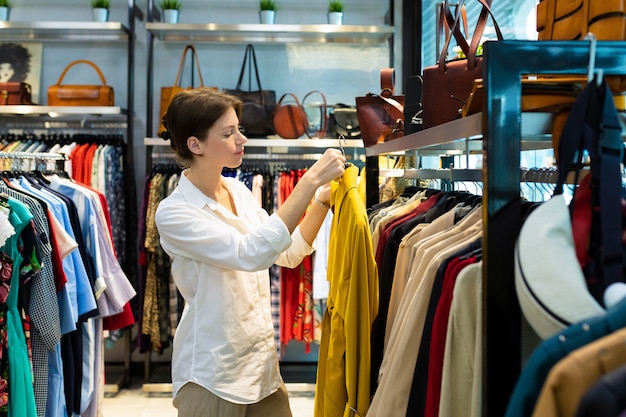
top-left (173, 44), bottom-right (205, 88)
top-left (439, 0), bottom-right (503, 72)
top-left (302, 90), bottom-right (329, 139)
top-left (235, 44), bottom-right (265, 94)
top-left (54, 59), bottom-right (108, 86)
top-left (439, 2), bottom-right (469, 56)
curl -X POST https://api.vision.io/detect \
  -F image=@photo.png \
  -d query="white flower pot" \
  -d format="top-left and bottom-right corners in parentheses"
top-left (259, 10), bottom-right (275, 24)
top-left (327, 11), bottom-right (343, 25)
top-left (92, 7), bottom-right (109, 22)
top-left (163, 9), bottom-right (179, 24)
top-left (0, 6), bottom-right (10, 21)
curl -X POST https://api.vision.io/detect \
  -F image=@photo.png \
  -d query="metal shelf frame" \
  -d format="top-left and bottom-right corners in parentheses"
top-left (0, 21), bottom-right (130, 41)
top-left (145, 22), bottom-right (393, 44)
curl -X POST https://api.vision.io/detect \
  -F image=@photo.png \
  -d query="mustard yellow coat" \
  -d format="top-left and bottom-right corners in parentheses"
top-left (314, 165), bottom-right (379, 417)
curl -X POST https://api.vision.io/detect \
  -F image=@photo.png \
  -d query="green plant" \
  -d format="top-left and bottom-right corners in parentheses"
top-left (328, 0), bottom-right (343, 13)
top-left (259, 0), bottom-right (278, 11)
top-left (0, 0), bottom-right (11, 8)
top-left (159, 0), bottom-right (183, 10)
top-left (90, 0), bottom-right (109, 8)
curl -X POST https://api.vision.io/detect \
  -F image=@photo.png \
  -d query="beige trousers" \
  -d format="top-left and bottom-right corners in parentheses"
top-left (173, 382), bottom-right (293, 417)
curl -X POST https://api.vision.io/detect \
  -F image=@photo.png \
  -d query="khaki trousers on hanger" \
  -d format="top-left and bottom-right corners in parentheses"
top-left (173, 381), bottom-right (293, 417)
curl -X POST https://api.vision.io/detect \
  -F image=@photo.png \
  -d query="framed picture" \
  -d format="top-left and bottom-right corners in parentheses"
top-left (0, 42), bottom-right (44, 104)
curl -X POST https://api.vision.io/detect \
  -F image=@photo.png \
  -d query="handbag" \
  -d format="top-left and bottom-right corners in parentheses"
top-left (355, 68), bottom-right (405, 147)
top-left (273, 91), bottom-right (328, 139)
top-left (536, 0), bottom-right (626, 92)
top-left (422, 0), bottom-right (503, 129)
top-left (47, 60), bottom-right (114, 107)
top-left (329, 103), bottom-right (360, 138)
top-left (159, 44), bottom-right (215, 135)
top-left (0, 82), bottom-right (33, 105)
top-left (224, 44), bottom-right (277, 138)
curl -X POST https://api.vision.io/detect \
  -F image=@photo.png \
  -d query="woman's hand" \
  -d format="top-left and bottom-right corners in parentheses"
top-left (307, 148), bottom-right (346, 187)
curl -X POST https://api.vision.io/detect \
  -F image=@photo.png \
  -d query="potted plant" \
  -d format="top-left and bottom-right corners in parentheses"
top-left (0, 0), bottom-right (11, 21)
top-left (90, 0), bottom-right (109, 22)
top-left (327, 0), bottom-right (343, 25)
top-left (259, 0), bottom-right (278, 24)
top-left (158, 0), bottom-right (182, 23)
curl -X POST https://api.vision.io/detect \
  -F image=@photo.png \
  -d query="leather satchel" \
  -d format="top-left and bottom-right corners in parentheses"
top-left (422, 0), bottom-right (502, 129)
top-left (48, 60), bottom-right (114, 106)
top-left (224, 44), bottom-right (276, 138)
top-left (0, 82), bottom-right (34, 105)
top-left (159, 44), bottom-right (216, 135)
top-left (355, 68), bottom-right (405, 147)
top-left (273, 91), bottom-right (328, 139)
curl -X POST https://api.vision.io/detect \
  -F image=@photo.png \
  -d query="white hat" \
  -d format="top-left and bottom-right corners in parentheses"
top-left (514, 194), bottom-right (605, 339)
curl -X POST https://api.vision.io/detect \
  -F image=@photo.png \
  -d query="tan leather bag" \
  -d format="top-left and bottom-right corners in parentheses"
top-left (48, 60), bottom-right (114, 106)
top-left (159, 44), bottom-right (216, 135)
top-left (536, 0), bottom-right (626, 91)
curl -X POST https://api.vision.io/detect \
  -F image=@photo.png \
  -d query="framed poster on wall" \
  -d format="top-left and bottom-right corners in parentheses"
top-left (0, 42), bottom-right (44, 104)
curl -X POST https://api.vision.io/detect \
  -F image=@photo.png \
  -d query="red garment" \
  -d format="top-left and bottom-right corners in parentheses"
top-left (374, 193), bottom-right (440, 267)
top-left (424, 254), bottom-right (478, 417)
top-left (45, 209), bottom-right (68, 291)
top-left (103, 301), bottom-right (135, 331)
top-left (278, 169), bottom-right (314, 352)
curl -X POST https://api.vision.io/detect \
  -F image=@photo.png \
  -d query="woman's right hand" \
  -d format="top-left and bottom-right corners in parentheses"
top-left (307, 148), bottom-right (347, 186)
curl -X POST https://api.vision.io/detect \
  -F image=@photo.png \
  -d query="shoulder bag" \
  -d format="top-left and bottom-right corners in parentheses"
top-left (224, 44), bottom-right (277, 138)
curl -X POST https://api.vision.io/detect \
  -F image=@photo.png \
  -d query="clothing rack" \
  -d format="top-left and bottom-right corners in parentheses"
top-left (365, 39), bottom-right (626, 417)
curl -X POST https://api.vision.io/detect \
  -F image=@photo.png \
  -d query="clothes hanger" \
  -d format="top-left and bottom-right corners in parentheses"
top-left (585, 32), bottom-right (603, 87)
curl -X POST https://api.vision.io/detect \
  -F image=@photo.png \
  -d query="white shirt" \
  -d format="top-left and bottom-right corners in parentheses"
top-left (155, 171), bottom-right (314, 404)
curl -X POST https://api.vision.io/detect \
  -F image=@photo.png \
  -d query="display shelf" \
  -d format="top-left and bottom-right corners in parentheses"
top-left (0, 105), bottom-right (125, 116)
top-left (145, 23), bottom-right (393, 44)
top-left (0, 21), bottom-right (130, 41)
top-left (365, 111), bottom-right (626, 157)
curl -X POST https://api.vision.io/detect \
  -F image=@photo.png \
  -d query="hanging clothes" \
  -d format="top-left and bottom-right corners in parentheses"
top-left (315, 164), bottom-right (379, 417)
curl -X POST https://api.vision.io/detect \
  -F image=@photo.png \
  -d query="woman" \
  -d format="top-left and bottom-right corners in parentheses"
top-left (155, 88), bottom-right (346, 417)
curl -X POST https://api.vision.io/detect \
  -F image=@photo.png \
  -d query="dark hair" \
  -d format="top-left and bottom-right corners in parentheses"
top-left (162, 88), bottom-right (242, 167)
top-left (0, 43), bottom-right (32, 82)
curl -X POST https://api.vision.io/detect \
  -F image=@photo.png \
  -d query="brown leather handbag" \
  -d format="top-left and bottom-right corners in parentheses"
top-left (273, 91), bottom-right (328, 139)
top-left (422, 0), bottom-right (502, 129)
top-left (0, 82), bottom-right (33, 105)
top-left (355, 68), bottom-right (405, 147)
top-left (48, 60), bottom-right (114, 106)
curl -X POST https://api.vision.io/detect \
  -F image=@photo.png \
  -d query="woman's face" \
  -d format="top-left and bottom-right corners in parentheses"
top-left (0, 63), bottom-right (14, 82)
top-left (192, 107), bottom-right (247, 170)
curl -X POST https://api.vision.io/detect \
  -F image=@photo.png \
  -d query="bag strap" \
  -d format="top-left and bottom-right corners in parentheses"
top-left (379, 68), bottom-right (405, 114)
top-left (302, 90), bottom-right (329, 139)
top-left (235, 44), bottom-right (264, 94)
top-left (173, 44), bottom-right (205, 88)
top-left (553, 78), bottom-right (625, 292)
top-left (55, 59), bottom-right (108, 86)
